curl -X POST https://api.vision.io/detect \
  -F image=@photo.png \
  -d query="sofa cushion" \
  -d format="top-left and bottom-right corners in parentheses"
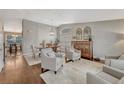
top-left (110, 59), bottom-right (124, 71)
top-left (98, 72), bottom-right (119, 84)
top-left (119, 55), bottom-right (124, 60)
top-left (118, 77), bottom-right (124, 84)
top-left (87, 72), bottom-right (110, 84)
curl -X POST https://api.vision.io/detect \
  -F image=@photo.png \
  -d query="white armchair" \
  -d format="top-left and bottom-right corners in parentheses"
top-left (66, 47), bottom-right (81, 62)
top-left (87, 65), bottom-right (124, 84)
top-left (105, 54), bottom-right (124, 71)
top-left (41, 48), bottom-right (64, 74)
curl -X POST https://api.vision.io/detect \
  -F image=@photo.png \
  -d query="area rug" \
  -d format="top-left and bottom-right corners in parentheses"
top-left (24, 55), bottom-right (41, 66)
top-left (40, 59), bottom-right (103, 84)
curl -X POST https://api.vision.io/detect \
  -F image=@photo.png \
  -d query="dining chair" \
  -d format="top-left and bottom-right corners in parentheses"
top-left (31, 45), bottom-right (40, 59)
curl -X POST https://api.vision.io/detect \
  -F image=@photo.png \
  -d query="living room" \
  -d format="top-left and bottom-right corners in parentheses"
top-left (0, 10), bottom-right (124, 84)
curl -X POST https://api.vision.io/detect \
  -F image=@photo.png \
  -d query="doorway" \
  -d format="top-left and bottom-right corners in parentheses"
top-left (4, 32), bottom-right (22, 61)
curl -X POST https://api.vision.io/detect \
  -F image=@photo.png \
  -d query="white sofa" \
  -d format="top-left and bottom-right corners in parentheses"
top-left (87, 65), bottom-right (124, 84)
top-left (105, 55), bottom-right (124, 71)
top-left (66, 47), bottom-right (81, 62)
top-left (41, 48), bottom-right (64, 74)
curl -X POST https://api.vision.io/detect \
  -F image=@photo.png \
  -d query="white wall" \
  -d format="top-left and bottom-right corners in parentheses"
top-left (58, 19), bottom-right (124, 59)
top-left (22, 19), bottom-right (57, 55)
top-left (0, 19), bottom-right (4, 72)
top-left (37, 23), bottom-right (57, 44)
top-left (3, 18), bottom-right (22, 33)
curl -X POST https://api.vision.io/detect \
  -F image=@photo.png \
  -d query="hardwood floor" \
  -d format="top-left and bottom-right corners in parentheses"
top-left (0, 55), bottom-right (45, 84)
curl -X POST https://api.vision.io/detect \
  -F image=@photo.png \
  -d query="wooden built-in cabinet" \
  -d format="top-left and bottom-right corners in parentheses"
top-left (72, 41), bottom-right (93, 60)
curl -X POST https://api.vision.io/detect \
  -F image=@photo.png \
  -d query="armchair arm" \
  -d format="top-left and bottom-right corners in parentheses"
top-left (87, 72), bottom-right (110, 84)
top-left (103, 65), bottom-right (124, 79)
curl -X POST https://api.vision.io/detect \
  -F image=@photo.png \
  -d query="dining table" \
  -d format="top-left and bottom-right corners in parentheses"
top-left (36, 44), bottom-right (60, 52)
top-left (46, 45), bottom-right (60, 52)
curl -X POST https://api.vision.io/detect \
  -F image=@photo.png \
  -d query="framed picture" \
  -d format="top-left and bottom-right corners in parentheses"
top-left (76, 28), bottom-right (82, 40)
top-left (83, 26), bottom-right (91, 40)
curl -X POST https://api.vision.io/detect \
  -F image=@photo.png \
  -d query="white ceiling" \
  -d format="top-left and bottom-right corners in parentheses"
top-left (1, 9), bottom-right (124, 32)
